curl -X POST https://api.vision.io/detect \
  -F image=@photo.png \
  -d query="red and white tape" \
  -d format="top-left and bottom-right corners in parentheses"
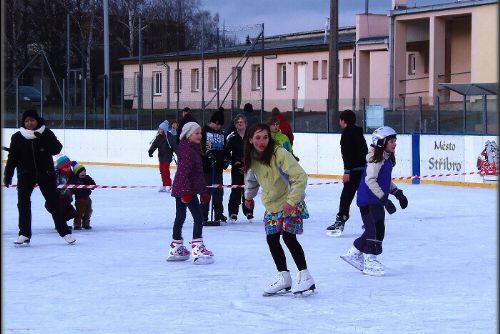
top-left (1, 171), bottom-right (489, 189)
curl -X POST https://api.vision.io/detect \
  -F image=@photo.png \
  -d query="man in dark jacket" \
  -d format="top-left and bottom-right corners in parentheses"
top-left (201, 107), bottom-right (228, 223)
top-left (177, 107), bottom-right (198, 144)
top-left (3, 109), bottom-right (75, 245)
top-left (326, 109), bottom-right (368, 237)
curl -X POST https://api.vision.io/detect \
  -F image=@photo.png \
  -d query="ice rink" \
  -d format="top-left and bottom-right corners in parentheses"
top-left (2, 165), bottom-right (497, 334)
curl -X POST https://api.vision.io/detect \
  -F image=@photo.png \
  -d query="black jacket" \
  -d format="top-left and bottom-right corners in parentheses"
top-left (224, 130), bottom-right (245, 166)
top-left (69, 174), bottom-right (96, 199)
top-left (340, 125), bottom-right (368, 173)
top-left (201, 125), bottom-right (226, 172)
top-left (148, 132), bottom-right (177, 162)
top-left (4, 125), bottom-right (62, 183)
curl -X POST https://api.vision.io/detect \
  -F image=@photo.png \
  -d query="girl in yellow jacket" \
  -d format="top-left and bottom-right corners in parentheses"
top-left (243, 123), bottom-right (315, 296)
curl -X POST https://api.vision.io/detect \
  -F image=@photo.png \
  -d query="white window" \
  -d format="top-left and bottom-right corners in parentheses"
top-left (175, 69), bottom-right (182, 92)
top-left (312, 61), bottom-right (319, 80)
top-left (153, 71), bottom-right (162, 95)
top-left (343, 59), bottom-right (353, 78)
top-left (321, 60), bottom-right (327, 79)
top-left (252, 64), bottom-right (261, 90)
top-left (208, 67), bottom-right (217, 91)
top-left (191, 69), bottom-right (199, 92)
top-left (408, 54), bottom-right (416, 75)
top-left (278, 63), bottom-right (286, 89)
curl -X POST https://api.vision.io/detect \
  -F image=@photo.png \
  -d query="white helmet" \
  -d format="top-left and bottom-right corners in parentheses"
top-left (372, 126), bottom-right (397, 147)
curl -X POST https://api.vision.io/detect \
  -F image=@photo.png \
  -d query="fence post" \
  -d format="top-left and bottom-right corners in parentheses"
top-left (482, 94), bottom-right (487, 134)
top-left (40, 79), bottom-right (43, 117)
top-left (15, 79), bottom-right (19, 128)
top-left (418, 96), bottom-right (422, 133)
top-left (436, 95), bottom-right (440, 135)
top-left (62, 79), bottom-right (66, 129)
top-left (463, 95), bottom-right (467, 134)
top-left (120, 78), bottom-right (124, 129)
top-left (151, 76), bottom-right (154, 130)
top-left (326, 99), bottom-right (329, 133)
top-left (83, 78), bottom-right (87, 129)
top-left (401, 96), bottom-right (406, 134)
top-left (292, 99), bottom-right (296, 132)
top-left (362, 98), bottom-right (366, 132)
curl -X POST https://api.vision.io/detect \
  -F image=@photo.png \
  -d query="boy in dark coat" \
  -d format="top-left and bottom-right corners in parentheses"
top-left (70, 163), bottom-right (96, 230)
top-left (326, 109), bottom-right (368, 237)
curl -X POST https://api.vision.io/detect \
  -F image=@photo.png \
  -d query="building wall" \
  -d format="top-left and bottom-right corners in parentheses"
top-left (471, 4), bottom-right (499, 82)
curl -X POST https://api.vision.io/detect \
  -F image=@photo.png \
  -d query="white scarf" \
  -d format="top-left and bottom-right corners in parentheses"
top-left (20, 125), bottom-right (46, 140)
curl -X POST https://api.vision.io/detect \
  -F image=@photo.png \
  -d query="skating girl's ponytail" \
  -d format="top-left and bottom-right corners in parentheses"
top-left (243, 123), bottom-right (276, 173)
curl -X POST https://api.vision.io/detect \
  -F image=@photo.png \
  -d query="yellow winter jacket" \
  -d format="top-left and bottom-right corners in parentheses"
top-left (244, 146), bottom-right (307, 213)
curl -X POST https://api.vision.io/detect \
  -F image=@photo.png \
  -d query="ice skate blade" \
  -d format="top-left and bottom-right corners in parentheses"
top-left (293, 285), bottom-right (316, 297)
top-left (13, 242), bottom-right (30, 247)
top-left (166, 256), bottom-right (190, 262)
top-left (362, 270), bottom-right (384, 277)
top-left (326, 230), bottom-right (342, 237)
top-left (262, 288), bottom-right (291, 297)
top-left (340, 255), bottom-right (364, 271)
top-left (193, 257), bottom-right (214, 265)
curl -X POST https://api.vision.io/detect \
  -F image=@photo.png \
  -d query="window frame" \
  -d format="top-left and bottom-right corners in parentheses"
top-left (252, 64), bottom-right (261, 90)
top-left (191, 68), bottom-right (200, 92)
top-left (153, 71), bottom-right (162, 95)
top-left (175, 69), bottom-right (183, 93)
top-left (278, 63), bottom-right (287, 89)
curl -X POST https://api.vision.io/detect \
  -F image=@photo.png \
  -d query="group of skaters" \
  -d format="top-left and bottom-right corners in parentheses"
top-left (4, 105), bottom-right (408, 297)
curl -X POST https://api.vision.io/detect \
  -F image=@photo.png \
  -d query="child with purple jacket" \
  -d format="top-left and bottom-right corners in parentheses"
top-left (169, 122), bottom-right (213, 265)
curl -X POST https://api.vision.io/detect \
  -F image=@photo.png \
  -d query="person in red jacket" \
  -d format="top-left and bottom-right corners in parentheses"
top-left (271, 107), bottom-right (294, 145)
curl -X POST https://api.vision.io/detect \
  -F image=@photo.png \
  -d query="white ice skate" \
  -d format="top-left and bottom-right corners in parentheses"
top-left (166, 240), bottom-right (190, 261)
top-left (158, 186), bottom-right (167, 192)
top-left (293, 269), bottom-right (316, 296)
top-left (362, 254), bottom-right (385, 276)
top-left (340, 246), bottom-right (364, 271)
top-left (263, 271), bottom-right (292, 296)
top-left (230, 214), bottom-right (238, 223)
top-left (191, 238), bottom-right (214, 265)
top-left (13, 235), bottom-right (30, 247)
top-left (63, 234), bottom-right (76, 244)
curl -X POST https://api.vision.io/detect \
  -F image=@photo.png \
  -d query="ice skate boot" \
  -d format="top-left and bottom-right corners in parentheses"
top-left (340, 246), bottom-right (364, 271)
top-left (293, 269), bottom-right (316, 296)
top-left (191, 238), bottom-right (214, 265)
top-left (166, 239), bottom-right (190, 261)
top-left (246, 213), bottom-right (254, 223)
top-left (14, 235), bottom-right (30, 247)
top-left (63, 234), bottom-right (76, 244)
top-left (229, 214), bottom-right (238, 223)
top-left (362, 253), bottom-right (385, 276)
top-left (215, 213), bottom-right (228, 223)
top-left (325, 214), bottom-right (348, 237)
top-left (263, 271), bottom-right (292, 296)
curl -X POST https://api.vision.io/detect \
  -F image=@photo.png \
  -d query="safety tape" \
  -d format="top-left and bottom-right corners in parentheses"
top-left (0, 171), bottom-right (488, 189)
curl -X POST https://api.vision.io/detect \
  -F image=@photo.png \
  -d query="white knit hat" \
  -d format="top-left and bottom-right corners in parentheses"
top-left (180, 122), bottom-right (201, 140)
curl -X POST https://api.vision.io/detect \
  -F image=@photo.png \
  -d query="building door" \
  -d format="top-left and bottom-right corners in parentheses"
top-left (232, 67), bottom-right (242, 109)
top-left (297, 63), bottom-right (306, 109)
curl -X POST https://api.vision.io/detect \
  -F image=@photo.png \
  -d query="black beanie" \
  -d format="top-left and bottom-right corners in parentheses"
top-left (210, 109), bottom-right (225, 125)
top-left (22, 109), bottom-right (39, 123)
top-left (243, 103), bottom-right (253, 113)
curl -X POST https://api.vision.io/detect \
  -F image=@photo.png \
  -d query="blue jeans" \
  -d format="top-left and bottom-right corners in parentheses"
top-left (172, 196), bottom-right (203, 240)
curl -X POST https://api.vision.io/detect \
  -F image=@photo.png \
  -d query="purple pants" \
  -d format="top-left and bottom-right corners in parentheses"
top-left (353, 205), bottom-right (385, 255)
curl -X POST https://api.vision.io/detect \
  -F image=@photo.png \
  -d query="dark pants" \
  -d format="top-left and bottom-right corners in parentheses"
top-left (353, 205), bottom-right (385, 255)
top-left (200, 169), bottom-right (224, 220)
top-left (74, 197), bottom-right (93, 228)
top-left (173, 196), bottom-right (203, 240)
top-left (228, 168), bottom-right (252, 217)
top-left (267, 231), bottom-right (307, 272)
top-left (338, 170), bottom-right (363, 218)
top-left (17, 177), bottom-right (71, 238)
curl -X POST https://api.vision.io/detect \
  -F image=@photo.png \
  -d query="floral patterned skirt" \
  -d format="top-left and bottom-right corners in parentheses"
top-left (263, 201), bottom-right (309, 235)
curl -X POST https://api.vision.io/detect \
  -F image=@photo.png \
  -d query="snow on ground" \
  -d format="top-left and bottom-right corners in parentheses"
top-left (1, 165), bottom-right (497, 334)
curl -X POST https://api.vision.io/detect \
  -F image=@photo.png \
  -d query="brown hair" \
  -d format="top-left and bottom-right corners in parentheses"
top-left (271, 107), bottom-right (281, 116)
top-left (243, 123), bottom-right (276, 173)
top-left (369, 146), bottom-right (396, 166)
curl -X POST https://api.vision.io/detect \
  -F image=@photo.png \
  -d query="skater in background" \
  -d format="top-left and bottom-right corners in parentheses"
top-left (3, 109), bottom-right (75, 245)
top-left (224, 114), bottom-right (254, 223)
top-left (201, 107), bottom-right (229, 224)
top-left (169, 122), bottom-right (213, 264)
top-left (53, 155), bottom-right (77, 222)
top-left (70, 163), bottom-right (96, 230)
top-left (243, 123), bottom-right (315, 296)
top-left (226, 102), bottom-right (259, 134)
top-left (340, 126), bottom-right (408, 276)
top-left (267, 116), bottom-right (293, 154)
top-left (271, 107), bottom-right (294, 145)
top-left (148, 120), bottom-right (177, 192)
top-left (170, 120), bottom-right (179, 142)
top-left (326, 109), bottom-right (368, 237)
top-left (177, 107), bottom-right (198, 144)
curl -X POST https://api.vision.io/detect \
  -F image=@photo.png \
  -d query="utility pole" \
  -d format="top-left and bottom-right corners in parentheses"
top-left (104, 0), bottom-right (110, 128)
top-left (66, 13), bottom-right (70, 116)
top-left (327, 0), bottom-right (339, 132)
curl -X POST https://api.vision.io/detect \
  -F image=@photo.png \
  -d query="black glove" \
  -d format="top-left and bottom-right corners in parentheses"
top-left (392, 189), bottom-right (408, 209)
top-left (207, 153), bottom-right (216, 166)
top-left (3, 176), bottom-right (12, 188)
top-left (383, 198), bottom-right (396, 214)
top-left (148, 152), bottom-right (153, 157)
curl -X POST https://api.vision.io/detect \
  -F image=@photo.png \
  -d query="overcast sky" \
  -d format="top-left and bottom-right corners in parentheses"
top-left (201, 0), bottom-right (455, 35)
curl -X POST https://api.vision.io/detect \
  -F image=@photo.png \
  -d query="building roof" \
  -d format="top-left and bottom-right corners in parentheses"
top-left (440, 83), bottom-right (499, 96)
top-left (120, 28), bottom-right (356, 64)
top-left (391, 0), bottom-right (498, 16)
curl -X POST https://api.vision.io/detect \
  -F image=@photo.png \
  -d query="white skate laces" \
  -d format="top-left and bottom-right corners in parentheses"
top-left (362, 254), bottom-right (385, 276)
